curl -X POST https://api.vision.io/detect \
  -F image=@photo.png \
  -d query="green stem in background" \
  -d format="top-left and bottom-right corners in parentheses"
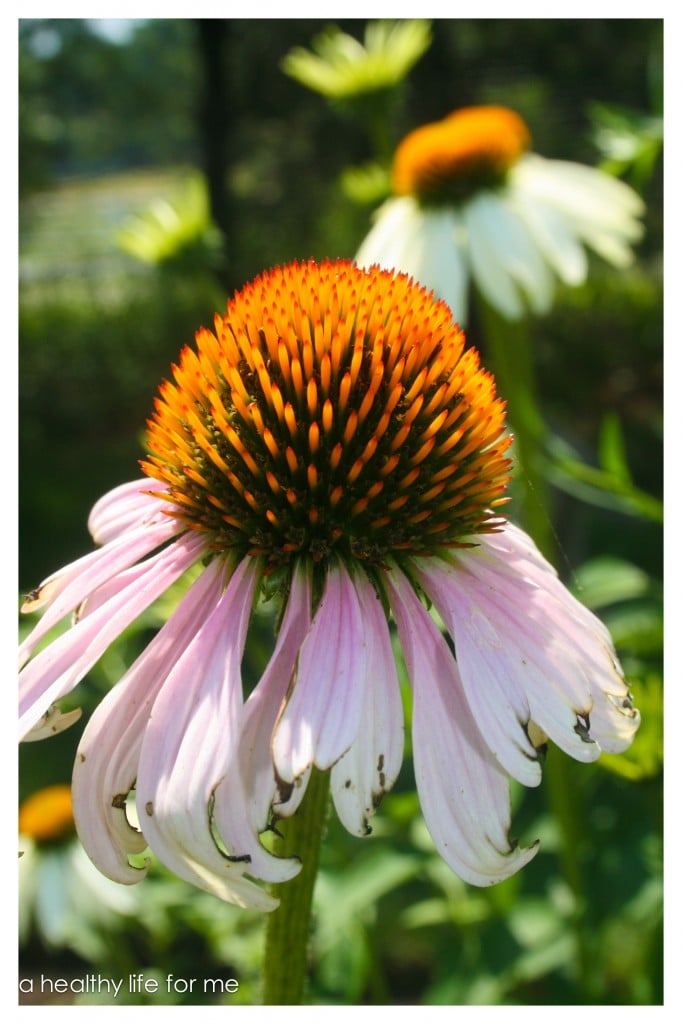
top-left (262, 768), bottom-right (330, 1005)
top-left (476, 298), bottom-right (553, 559)
top-left (475, 296), bottom-right (591, 991)
top-left (543, 749), bottom-right (592, 991)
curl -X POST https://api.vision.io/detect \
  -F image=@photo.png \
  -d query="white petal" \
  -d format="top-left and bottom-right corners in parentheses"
top-left (355, 196), bottom-right (432, 272)
top-left (386, 566), bottom-right (538, 886)
top-left (412, 208), bottom-right (469, 325)
top-left (19, 533), bottom-right (204, 739)
top-left (355, 197), bottom-right (470, 325)
top-left (517, 154), bottom-right (645, 223)
top-left (72, 560), bottom-right (226, 885)
top-left (508, 187), bottom-right (588, 286)
top-left (136, 558), bottom-right (278, 910)
top-left (464, 195), bottom-right (524, 320)
top-left (513, 154), bottom-right (644, 267)
top-left (331, 570), bottom-right (404, 836)
top-left (464, 192), bottom-right (555, 319)
top-left (272, 562), bottom-right (367, 783)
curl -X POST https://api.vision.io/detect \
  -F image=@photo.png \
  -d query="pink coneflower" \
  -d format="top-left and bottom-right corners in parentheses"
top-left (19, 260), bottom-right (639, 909)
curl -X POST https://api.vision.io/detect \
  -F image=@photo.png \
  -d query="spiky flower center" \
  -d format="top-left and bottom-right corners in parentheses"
top-left (19, 785), bottom-right (75, 844)
top-left (393, 106), bottom-right (531, 204)
top-left (143, 260), bottom-right (511, 571)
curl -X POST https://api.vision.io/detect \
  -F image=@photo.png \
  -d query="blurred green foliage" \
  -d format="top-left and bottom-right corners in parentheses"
top-left (281, 20), bottom-right (432, 102)
top-left (19, 17), bottom-right (662, 1007)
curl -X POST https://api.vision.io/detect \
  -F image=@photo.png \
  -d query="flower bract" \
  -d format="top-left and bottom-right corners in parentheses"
top-left (19, 260), bottom-right (639, 909)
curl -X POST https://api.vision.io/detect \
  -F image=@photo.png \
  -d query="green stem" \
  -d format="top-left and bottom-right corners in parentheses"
top-left (475, 296), bottom-right (591, 993)
top-left (262, 768), bottom-right (330, 1005)
top-left (476, 299), bottom-right (553, 559)
top-left (543, 750), bottom-right (591, 988)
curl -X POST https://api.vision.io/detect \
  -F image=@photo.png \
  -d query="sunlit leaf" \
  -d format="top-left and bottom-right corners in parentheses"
top-left (543, 433), bottom-right (663, 523)
top-left (340, 161), bottom-right (392, 205)
top-left (571, 556), bottom-right (651, 611)
top-left (117, 173), bottom-right (222, 269)
top-left (281, 20), bottom-right (431, 101)
top-left (314, 849), bottom-right (421, 952)
top-left (598, 412), bottom-right (632, 485)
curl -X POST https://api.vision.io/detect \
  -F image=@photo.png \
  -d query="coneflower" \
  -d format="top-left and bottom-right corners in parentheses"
top-left (19, 260), bottom-right (639, 909)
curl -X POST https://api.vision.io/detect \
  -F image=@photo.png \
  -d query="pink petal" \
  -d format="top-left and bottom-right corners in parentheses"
top-left (19, 515), bottom-right (182, 666)
top-left (19, 533), bottom-right (204, 739)
top-left (87, 477), bottom-right (169, 544)
top-left (72, 559), bottom-right (227, 885)
top-left (451, 566), bottom-right (601, 761)
top-left (414, 558), bottom-right (542, 786)
top-left (455, 523), bottom-right (639, 754)
top-left (330, 569), bottom-right (404, 836)
top-left (135, 557), bottom-right (279, 909)
top-left (272, 562), bottom-right (367, 783)
top-left (22, 705), bottom-right (82, 742)
top-left (212, 562), bottom-right (312, 876)
top-left (386, 565), bottom-right (539, 886)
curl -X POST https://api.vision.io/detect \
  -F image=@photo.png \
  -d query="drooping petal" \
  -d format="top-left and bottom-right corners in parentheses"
top-left (355, 197), bottom-right (470, 325)
top-left (72, 559), bottom-right (227, 885)
top-left (464, 521), bottom-right (614, 649)
top-left (272, 562), bottom-right (367, 784)
top-left (508, 186), bottom-right (588, 286)
top-left (87, 477), bottom-right (170, 545)
top-left (330, 569), bottom-right (404, 836)
top-left (22, 705), bottom-right (82, 743)
top-left (513, 154), bottom-right (644, 267)
top-left (464, 192), bottom-right (555, 320)
top-left (355, 197), bottom-right (421, 270)
top-left (212, 562), bottom-right (313, 879)
top-left (451, 523), bottom-right (639, 756)
top-left (415, 554), bottom-right (545, 781)
top-left (19, 533), bottom-right (204, 739)
top-left (413, 207), bottom-right (469, 325)
top-left (135, 557), bottom-right (278, 910)
top-left (417, 556), bottom-right (599, 767)
top-left (19, 514), bottom-right (182, 666)
top-left (385, 565), bottom-right (538, 886)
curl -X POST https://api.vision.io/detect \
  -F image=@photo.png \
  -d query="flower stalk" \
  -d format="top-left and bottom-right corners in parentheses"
top-left (262, 768), bottom-right (330, 1005)
top-left (475, 296), bottom-right (552, 558)
top-left (476, 294), bottom-right (591, 988)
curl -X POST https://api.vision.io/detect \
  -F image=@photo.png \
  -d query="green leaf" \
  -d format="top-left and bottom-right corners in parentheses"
top-left (603, 603), bottom-right (663, 656)
top-left (588, 100), bottom-right (663, 188)
top-left (339, 161), bottom-right (391, 205)
top-left (543, 434), bottom-right (663, 523)
top-left (314, 848), bottom-right (421, 952)
top-left (571, 557), bottom-right (650, 611)
top-left (598, 413), bottom-right (632, 485)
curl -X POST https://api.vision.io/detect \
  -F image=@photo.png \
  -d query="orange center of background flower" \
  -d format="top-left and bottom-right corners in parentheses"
top-left (19, 785), bottom-right (75, 844)
top-left (393, 106), bottom-right (531, 203)
top-left (143, 260), bottom-right (511, 571)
